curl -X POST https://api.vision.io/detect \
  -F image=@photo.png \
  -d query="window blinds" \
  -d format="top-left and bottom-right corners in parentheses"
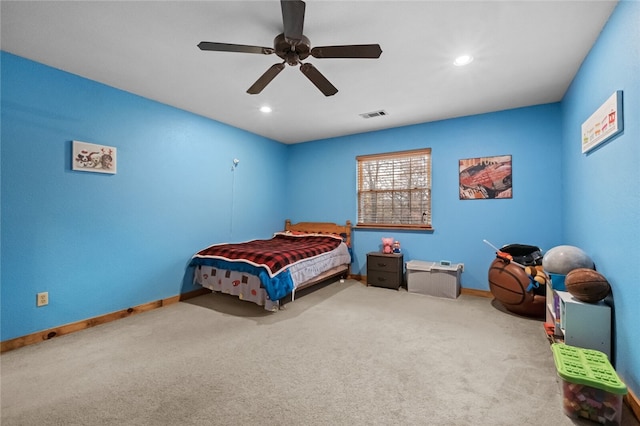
top-left (357, 148), bottom-right (432, 228)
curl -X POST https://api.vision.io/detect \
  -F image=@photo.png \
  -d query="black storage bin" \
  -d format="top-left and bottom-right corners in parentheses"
top-left (499, 244), bottom-right (542, 266)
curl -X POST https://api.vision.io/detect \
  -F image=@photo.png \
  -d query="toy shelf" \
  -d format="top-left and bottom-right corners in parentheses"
top-left (545, 280), bottom-right (611, 360)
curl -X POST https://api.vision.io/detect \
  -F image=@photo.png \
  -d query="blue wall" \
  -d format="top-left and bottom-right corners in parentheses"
top-left (288, 104), bottom-right (564, 289)
top-left (1, 0), bottom-right (637, 398)
top-left (1, 52), bottom-right (288, 341)
top-left (560, 0), bottom-right (639, 394)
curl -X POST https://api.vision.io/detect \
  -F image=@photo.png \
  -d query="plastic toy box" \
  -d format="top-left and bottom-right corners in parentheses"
top-left (406, 260), bottom-right (462, 299)
top-left (551, 343), bottom-right (627, 425)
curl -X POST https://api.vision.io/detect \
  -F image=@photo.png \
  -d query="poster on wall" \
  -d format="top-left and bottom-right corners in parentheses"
top-left (72, 140), bottom-right (117, 174)
top-left (581, 90), bottom-right (623, 154)
top-left (459, 155), bottom-right (512, 200)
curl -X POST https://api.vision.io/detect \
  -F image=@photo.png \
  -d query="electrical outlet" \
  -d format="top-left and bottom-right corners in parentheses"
top-left (37, 292), bottom-right (49, 307)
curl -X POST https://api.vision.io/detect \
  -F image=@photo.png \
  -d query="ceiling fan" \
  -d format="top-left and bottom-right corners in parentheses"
top-left (197, 0), bottom-right (382, 96)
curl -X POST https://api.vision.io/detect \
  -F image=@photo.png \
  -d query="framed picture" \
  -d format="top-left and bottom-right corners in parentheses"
top-left (72, 141), bottom-right (117, 174)
top-left (581, 90), bottom-right (623, 154)
top-left (459, 155), bottom-right (512, 200)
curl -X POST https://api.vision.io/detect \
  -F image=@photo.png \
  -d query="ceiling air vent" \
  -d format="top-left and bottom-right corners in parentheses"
top-left (359, 110), bottom-right (388, 119)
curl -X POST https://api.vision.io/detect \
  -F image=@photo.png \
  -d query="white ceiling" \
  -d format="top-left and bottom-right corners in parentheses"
top-left (1, 1), bottom-right (618, 144)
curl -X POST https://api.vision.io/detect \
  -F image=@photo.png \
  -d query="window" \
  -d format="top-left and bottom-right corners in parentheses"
top-left (356, 148), bottom-right (432, 229)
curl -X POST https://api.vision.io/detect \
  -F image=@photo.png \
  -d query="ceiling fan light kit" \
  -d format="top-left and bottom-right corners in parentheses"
top-left (198, 0), bottom-right (382, 96)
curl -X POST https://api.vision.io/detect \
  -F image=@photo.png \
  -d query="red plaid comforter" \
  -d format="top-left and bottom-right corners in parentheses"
top-left (192, 233), bottom-right (343, 277)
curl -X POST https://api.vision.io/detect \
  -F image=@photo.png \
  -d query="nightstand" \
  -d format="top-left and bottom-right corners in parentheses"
top-left (367, 252), bottom-right (404, 289)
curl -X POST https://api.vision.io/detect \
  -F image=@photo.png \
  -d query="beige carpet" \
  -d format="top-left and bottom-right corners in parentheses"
top-left (2, 279), bottom-right (638, 425)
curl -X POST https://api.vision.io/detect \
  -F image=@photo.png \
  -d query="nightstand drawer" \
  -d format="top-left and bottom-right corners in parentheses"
top-left (368, 270), bottom-right (402, 289)
top-left (368, 256), bottom-right (401, 273)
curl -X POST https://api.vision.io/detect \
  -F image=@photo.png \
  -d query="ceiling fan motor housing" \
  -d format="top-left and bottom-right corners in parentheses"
top-left (275, 33), bottom-right (310, 65)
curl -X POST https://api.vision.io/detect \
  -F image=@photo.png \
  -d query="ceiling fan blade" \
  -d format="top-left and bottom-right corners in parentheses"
top-left (311, 44), bottom-right (383, 59)
top-left (281, 0), bottom-right (305, 45)
top-left (247, 63), bottom-right (286, 94)
top-left (198, 41), bottom-right (274, 55)
top-left (299, 63), bottom-right (338, 96)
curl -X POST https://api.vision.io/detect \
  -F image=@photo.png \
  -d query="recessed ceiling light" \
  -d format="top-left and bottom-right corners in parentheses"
top-left (259, 105), bottom-right (272, 113)
top-left (453, 55), bottom-right (474, 66)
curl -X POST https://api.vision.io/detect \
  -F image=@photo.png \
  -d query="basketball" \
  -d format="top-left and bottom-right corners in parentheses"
top-left (488, 259), bottom-right (530, 306)
top-left (565, 268), bottom-right (610, 303)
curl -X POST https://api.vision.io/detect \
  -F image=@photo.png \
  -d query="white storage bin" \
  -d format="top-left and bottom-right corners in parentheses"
top-left (406, 260), bottom-right (462, 299)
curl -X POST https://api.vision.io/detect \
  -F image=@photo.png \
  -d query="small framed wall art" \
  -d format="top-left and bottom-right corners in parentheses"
top-left (72, 140), bottom-right (117, 174)
top-left (581, 90), bottom-right (623, 154)
top-left (459, 155), bottom-right (512, 200)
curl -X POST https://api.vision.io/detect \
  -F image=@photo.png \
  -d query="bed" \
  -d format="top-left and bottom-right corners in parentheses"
top-left (189, 220), bottom-right (352, 311)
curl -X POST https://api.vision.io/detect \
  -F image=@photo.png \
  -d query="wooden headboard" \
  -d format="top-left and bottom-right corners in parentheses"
top-left (284, 219), bottom-right (352, 247)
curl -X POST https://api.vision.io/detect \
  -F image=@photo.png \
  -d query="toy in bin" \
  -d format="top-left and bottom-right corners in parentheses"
top-left (552, 343), bottom-right (627, 425)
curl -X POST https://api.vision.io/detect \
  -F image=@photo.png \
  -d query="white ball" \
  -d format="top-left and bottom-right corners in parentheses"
top-left (542, 245), bottom-right (594, 275)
